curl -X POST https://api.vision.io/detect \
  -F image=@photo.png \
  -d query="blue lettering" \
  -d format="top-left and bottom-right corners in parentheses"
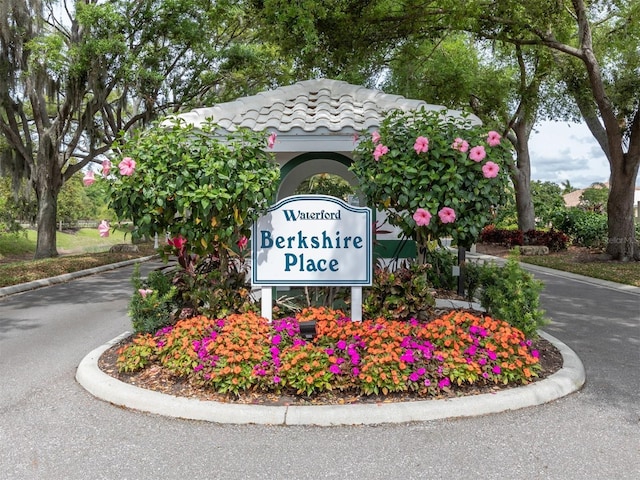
top-left (283, 210), bottom-right (298, 221)
top-left (261, 230), bottom-right (273, 248)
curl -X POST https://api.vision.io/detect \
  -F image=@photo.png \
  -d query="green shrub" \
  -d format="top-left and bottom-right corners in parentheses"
top-left (128, 265), bottom-right (177, 333)
top-left (473, 255), bottom-right (548, 338)
top-left (552, 208), bottom-right (608, 248)
top-left (419, 248), bottom-right (458, 290)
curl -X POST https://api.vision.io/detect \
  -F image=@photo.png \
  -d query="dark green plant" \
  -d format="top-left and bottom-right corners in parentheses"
top-left (420, 248), bottom-right (458, 290)
top-left (474, 254), bottom-right (548, 338)
top-left (363, 263), bottom-right (435, 321)
top-left (129, 265), bottom-right (177, 334)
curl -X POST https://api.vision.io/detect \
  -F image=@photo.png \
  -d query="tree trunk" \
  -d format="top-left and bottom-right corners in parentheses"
top-left (510, 118), bottom-right (536, 232)
top-left (33, 148), bottom-right (62, 259)
top-left (606, 154), bottom-right (639, 261)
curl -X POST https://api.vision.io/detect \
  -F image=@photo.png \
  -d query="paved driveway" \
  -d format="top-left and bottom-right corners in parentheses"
top-left (0, 261), bottom-right (638, 479)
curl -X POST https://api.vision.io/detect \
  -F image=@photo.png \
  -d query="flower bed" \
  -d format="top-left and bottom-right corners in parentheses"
top-left (116, 307), bottom-right (541, 399)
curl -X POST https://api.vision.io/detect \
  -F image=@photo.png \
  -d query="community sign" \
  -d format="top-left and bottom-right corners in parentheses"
top-left (251, 195), bottom-right (372, 286)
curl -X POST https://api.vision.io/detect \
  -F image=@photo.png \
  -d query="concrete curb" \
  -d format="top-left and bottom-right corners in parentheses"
top-left (76, 330), bottom-right (585, 426)
top-left (0, 256), bottom-right (157, 299)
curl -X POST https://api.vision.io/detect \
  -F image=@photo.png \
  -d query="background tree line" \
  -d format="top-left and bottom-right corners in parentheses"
top-left (0, 0), bottom-right (638, 260)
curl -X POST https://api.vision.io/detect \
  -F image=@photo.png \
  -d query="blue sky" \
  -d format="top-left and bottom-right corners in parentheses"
top-left (528, 121), bottom-right (612, 189)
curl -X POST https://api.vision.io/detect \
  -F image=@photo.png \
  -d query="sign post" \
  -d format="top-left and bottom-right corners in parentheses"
top-left (252, 195), bottom-right (372, 321)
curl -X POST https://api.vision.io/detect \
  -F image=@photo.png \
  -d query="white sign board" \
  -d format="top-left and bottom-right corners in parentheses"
top-left (252, 195), bottom-right (372, 286)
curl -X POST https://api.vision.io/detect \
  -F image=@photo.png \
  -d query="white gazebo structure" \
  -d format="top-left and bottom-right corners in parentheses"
top-left (176, 78), bottom-right (476, 259)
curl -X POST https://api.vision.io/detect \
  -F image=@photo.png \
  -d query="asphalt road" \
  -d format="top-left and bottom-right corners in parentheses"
top-left (0, 260), bottom-right (638, 480)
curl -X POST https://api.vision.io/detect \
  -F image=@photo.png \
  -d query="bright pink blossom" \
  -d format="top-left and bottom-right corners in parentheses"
top-left (237, 236), bottom-right (248, 250)
top-left (372, 131), bottom-right (381, 144)
top-left (267, 132), bottom-right (277, 149)
top-left (438, 207), bottom-right (456, 224)
top-left (373, 143), bottom-right (389, 161)
top-left (329, 364), bottom-right (341, 374)
top-left (101, 159), bottom-right (112, 177)
top-left (168, 235), bottom-right (187, 250)
top-left (487, 130), bottom-right (502, 147)
top-left (98, 220), bottom-right (110, 237)
top-left (413, 208), bottom-right (432, 226)
top-left (452, 137), bottom-right (469, 153)
top-left (469, 146), bottom-right (486, 162)
top-left (138, 288), bottom-right (153, 298)
top-left (82, 170), bottom-right (95, 187)
top-left (413, 136), bottom-right (429, 154)
top-left (492, 365), bottom-right (502, 374)
top-left (118, 157), bottom-right (136, 176)
top-left (482, 161), bottom-right (500, 178)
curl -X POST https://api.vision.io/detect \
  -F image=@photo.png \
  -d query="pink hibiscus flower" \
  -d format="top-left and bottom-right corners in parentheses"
top-left (267, 132), bottom-right (277, 149)
top-left (101, 159), bottom-right (112, 177)
top-left (413, 136), bottom-right (429, 154)
top-left (487, 130), bottom-right (502, 147)
top-left (451, 137), bottom-right (469, 153)
top-left (413, 208), bottom-right (432, 226)
top-left (482, 161), bottom-right (500, 178)
top-left (372, 131), bottom-right (381, 144)
top-left (118, 157), bottom-right (136, 176)
top-left (82, 170), bottom-right (95, 187)
top-left (138, 288), bottom-right (153, 299)
top-left (98, 220), bottom-right (110, 237)
top-left (373, 143), bottom-right (389, 161)
top-left (438, 207), bottom-right (456, 224)
top-left (469, 146), bottom-right (486, 162)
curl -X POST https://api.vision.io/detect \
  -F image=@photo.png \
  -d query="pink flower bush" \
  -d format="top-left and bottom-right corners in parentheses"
top-left (469, 146), bottom-right (486, 162)
top-left (413, 136), bottom-right (429, 154)
top-left (98, 220), bottom-right (110, 237)
top-left (82, 170), bottom-right (95, 187)
top-left (451, 137), bottom-right (469, 153)
top-left (118, 157), bottom-right (136, 176)
top-left (372, 131), bottom-right (381, 144)
top-left (487, 131), bottom-right (502, 147)
top-left (413, 208), bottom-right (432, 226)
top-left (267, 132), bottom-right (277, 149)
top-left (482, 161), bottom-right (500, 178)
top-left (101, 159), bottom-right (112, 177)
top-left (373, 143), bottom-right (389, 161)
top-left (438, 207), bottom-right (456, 224)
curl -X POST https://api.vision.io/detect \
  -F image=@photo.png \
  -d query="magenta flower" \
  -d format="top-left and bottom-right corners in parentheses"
top-left (469, 146), bottom-right (486, 162)
top-left (83, 170), bottom-right (95, 187)
top-left (409, 372), bottom-right (421, 382)
top-left (451, 137), bottom-right (469, 153)
top-left (413, 136), bottom-right (429, 154)
top-left (336, 340), bottom-right (347, 350)
top-left (438, 207), bottom-right (456, 224)
top-left (118, 157), bottom-right (136, 176)
top-left (438, 378), bottom-right (451, 389)
top-left (492, 365), bottom-right (502, 375)
top-left (138, 288), bottom-right (153, 298)
top-left (273, 376), bottom-right (281, 384)
top-left (413, 208), bottom-right (432, 227)
top-left (237, 236), bottom-right (248, 250)
top-left (167, 235), bottom-right (187, 250)
top-left (487, 350), bottom-right (497, 360)
top-left (329, 364), bottom-right (341, 374)
top-left (372, 131), bottom-right (381, 144)
top-left (373, 143), bottom-right (389, 161)
top-left (487, 130), bottom-right (502, 147)
top-left (352, 367), bottom-right (360, 376)
top-left (98, 220), bottom-right (110, 237)
top-left (482, 161), bottom-right (500, 179)
top-left (267, 132), bottom-right (277, 149)
top-left (101, 159), bottom-right (112, 177)
top-left (271, 335), bottom-right (281, 345)
top-left (531, 350), bottom-right (540, 358)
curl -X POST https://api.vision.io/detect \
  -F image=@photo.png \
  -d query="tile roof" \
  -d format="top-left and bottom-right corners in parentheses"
top-left (175, 78), bottom-right (473, 135)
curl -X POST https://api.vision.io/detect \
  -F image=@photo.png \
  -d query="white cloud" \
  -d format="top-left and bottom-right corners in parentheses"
top-left (528, 121), bottom-right (610, 188)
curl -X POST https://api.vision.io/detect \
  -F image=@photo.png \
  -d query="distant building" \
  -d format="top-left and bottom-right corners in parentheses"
top-left (563, 182), bottom-right (640, 219)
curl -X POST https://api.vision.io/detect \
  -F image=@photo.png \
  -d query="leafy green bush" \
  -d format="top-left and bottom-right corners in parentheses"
top-left (420, 248), bottom-right (458, 290)
top-left (552, 208), bottom-right (608, 248)
top-left (128, 265), bottom-right (177, 333)
top-left (363, 263), bottom-right (435, 321)
top-left (473, 255), bottom-right (547, 338)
